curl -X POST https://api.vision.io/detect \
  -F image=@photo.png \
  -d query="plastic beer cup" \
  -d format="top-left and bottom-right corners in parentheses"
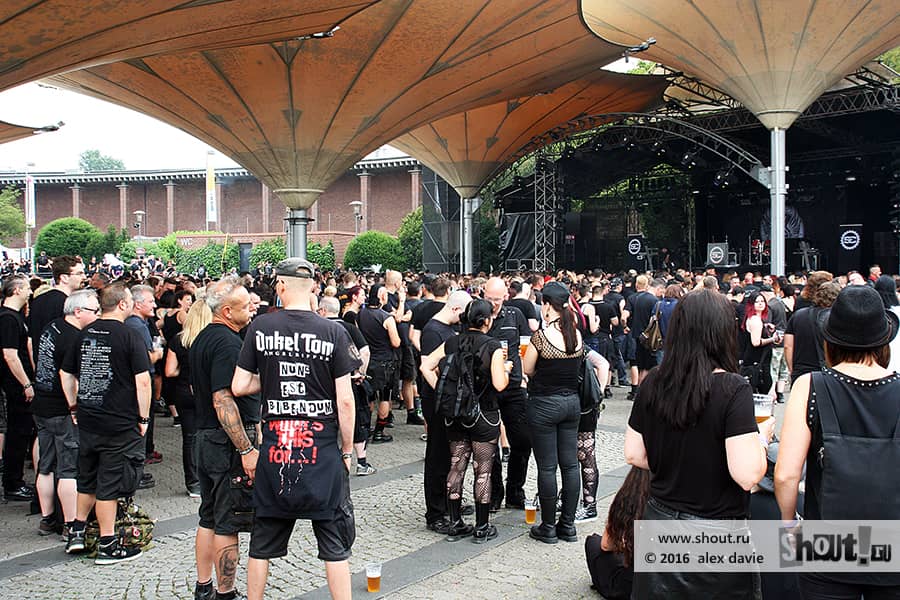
top-left (366, 563), bottom-right (382, 593)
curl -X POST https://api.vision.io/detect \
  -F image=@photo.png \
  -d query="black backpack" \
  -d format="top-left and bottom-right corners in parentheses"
top-left (435, 334), bottom-right (486, 423)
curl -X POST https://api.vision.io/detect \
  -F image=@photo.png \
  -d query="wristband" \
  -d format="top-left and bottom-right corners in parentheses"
top-left (138, 416), bottom-right (150, 425)
top-left (341, 452), bottom-right (353, 460)
top-left (23, 382), bottom-right (33, 389)
top-left (758, 433), bottom-right (770, 448)
top-left (238, 446), bottom-right (256, 456)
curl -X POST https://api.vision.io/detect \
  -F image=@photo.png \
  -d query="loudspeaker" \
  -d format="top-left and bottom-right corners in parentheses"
top-left (706, 243), bottom-right (728, 267)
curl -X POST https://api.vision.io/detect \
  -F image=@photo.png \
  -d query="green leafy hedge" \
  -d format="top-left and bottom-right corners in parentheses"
top-left (344, 231), bottom-right (404, 271)
top-left (35, 218), bottom-right (103, 257)
top-left (176, 242), bottom-right (239, 278)
top-left (398, 208), bottom-right (422, 271)
top-left (249, 239), bottom-right (336, 271)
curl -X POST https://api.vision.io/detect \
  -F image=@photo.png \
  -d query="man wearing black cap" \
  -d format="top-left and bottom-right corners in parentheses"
top-left (233, 257), bottom-right (360, 600)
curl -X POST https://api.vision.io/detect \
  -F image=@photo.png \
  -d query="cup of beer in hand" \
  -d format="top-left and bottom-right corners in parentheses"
top-left (366, 563), bottom-right (382, 593)
top-left (753, 393), bottom-right (774, 424)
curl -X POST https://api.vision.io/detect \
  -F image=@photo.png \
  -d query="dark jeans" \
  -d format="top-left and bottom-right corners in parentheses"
top-left (498, 387), bottom-right (531, 502)
top-left (798, 574), bottom-right (900, 600)
top-left (612, 334), bottom-right (628, 382)
top-left (527, 391), bottom-right (580, 524)
top-left (2, 391), bottom-right (33, 492)
top-left (176, 391), bottom-right (198, 489)
top-left (421, 391), bottom-right (450, 523)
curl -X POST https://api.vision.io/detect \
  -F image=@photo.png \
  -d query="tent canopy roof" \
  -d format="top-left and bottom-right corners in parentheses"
top-left (0, 120), bottom-right (61, 145)
top-left (581, 0), bottom-right (900, 129)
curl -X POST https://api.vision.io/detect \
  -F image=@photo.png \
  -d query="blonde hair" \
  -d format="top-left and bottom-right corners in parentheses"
top-left (180, 299), bottom-right (213, 348)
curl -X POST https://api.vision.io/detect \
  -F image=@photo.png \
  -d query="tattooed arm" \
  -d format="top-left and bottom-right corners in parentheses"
top-left (213, 387), bottom-right (258, 479)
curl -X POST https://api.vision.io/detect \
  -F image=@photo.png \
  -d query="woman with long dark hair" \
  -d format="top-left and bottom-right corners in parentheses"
top-left (776, 285), bottom-right (900, 599)
top-left (624, 289), bottom-right (770, 598)
top-left (740, 291), bottom-right (776, 394)
top-left (875, 275), bottom-right (900, 373)
top-left (422, 299), bottom-right (510, 543)
top-left (584, 466), bottom-right (650, 600)
top-left (522, 281), bottom-right (587, 544)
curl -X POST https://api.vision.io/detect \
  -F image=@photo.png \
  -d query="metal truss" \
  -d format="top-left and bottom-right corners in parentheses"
top-left (533, 152), bottom-right (561, 272)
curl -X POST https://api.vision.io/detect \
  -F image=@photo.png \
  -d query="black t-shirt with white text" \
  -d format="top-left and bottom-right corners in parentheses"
top-left (28, 288), bottom-right (66, 364)
top-left (33, 317), bottom-right (81, 417)
top-left (628, 371), bottom-right (757, 518)
top-left (61, 318), bottom-right (150, 434)
top-left (189, 323), bottom-right (258, 429)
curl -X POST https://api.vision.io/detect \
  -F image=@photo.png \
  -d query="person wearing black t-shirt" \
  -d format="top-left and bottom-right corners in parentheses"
top-left (60, 283), bottom-right (152, 565)
top-left (358, 285), bottom-right (402, 443)
top-left (28, 256), bottom-right (85, 366)
top-left (625, 290), bottom-right (770, 598)
top-left (409, 276), bottom-right (450, 352)
top-left (232, 258), bottom-right (360, 600)
top-left (418, 290), bottom-right (472, 533)
top-left (385, 271), bottom-right (424, 426)
top-left (506, 280), bottom-right (540, 332)
top-left (622, 277), bottom-right (664, 400)
top-left (0, 274), bottom-right (36, 503)
top-left (32, 290), bottom-right (99, 537)
top-left (188, 278), bottom-right (256, 600)
top-left (605, 279), bottom-right (628, 386)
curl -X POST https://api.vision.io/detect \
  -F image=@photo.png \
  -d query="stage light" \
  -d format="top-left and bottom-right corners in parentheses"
top-left (681, 151), bottom-right (698, 168)
top-left (650, 141), bottom-right (666, 156)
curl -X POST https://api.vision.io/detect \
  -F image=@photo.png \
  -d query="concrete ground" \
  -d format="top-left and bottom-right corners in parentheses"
top-left (0, 387), bottom-right (777, 599)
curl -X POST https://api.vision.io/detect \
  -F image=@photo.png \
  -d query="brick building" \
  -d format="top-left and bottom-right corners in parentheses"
top-left (0, 155), bottom-right (427, 260)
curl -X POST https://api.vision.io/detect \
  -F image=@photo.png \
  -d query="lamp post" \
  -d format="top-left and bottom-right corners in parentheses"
top-left (24, 162), bottom-right (35, 271)
top-left (349, 200), bottom-right (363, 234)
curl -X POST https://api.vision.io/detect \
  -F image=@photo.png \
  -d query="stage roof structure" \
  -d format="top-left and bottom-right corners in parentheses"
top-left (0, 120), bottom-right (61, 145)
top-left (390, 71), bottom-right (669, 199)
top-left (49, 0), bottom-right (629, 216)
top-left (0, 1), bottom-right (378, 93)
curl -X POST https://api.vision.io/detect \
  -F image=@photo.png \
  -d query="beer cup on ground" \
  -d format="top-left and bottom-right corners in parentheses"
top-left (366, 563), bottom-right (382, 593)
top-left (524, 499), bottom-right (537, 524)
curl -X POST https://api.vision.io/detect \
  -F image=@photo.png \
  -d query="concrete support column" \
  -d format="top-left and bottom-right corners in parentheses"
top-left (164, 182), bottom-right (176, 234)
top-left (409, 168), bottom-right (421, 212)
top-left (261, 183), bottom-right (270, 233)
top-left (117, 184), bottom-right (129, 231)
top-left (215, 181), bottom-right (223, 231)
top-left (285, 209), bottom-right (310, 259)
top-left (358, 171), bottom-right (371, 232)
top-left (70, 184), bottom-right (81, 219)
top-left (311, 200), bottom-right (319, 232)
top-left (769, 128), bottom-right (787, 276)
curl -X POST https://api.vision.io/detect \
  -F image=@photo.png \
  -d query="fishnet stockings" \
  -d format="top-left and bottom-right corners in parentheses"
top-left (447, 439), bottom-right (497, 504)
top-left (577, 431), bottom-right (598, 505)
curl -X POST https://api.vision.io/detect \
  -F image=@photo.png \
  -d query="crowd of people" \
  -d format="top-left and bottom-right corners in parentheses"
top-left (1, 253), bottom-right (899, 599)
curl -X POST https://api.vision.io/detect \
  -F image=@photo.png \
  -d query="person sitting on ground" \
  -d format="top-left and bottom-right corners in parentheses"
top-left (584, 466), bottom-right (650, 600)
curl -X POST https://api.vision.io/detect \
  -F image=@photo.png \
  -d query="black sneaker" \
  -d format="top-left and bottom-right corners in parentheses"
top-left (194, 581), bottom-right (215, 600)
top-left (426, 517), bottom-right (453, 535)
top-left (472, 523), bottom-right (498, 544)
top-left (173, 416), bottom-right (182, 428)
top-left (65, 528), bottom-right (86, 554)
top-left (603, 387), bottom-right (613, 399)
top-left (386, 412), bottom-right (395, 428)
top-left (574, 502), bottom-right (598, 523)
top-left (5, 485), bottom-right (35, 502)
top-left (529, 523), bottom-right (558, 544)
top-left (138, 473), bottom-right (156, 489)
top-left (95, 540), bottom-right (141, 565)
top-left (406, 411), bottom-right (425, 426)
top-left (626, 390), bottom-right (636, 401)
top-left (371, 431), bottom-right (393, 443)
top-left (38, 516), bottom-right (61, 536)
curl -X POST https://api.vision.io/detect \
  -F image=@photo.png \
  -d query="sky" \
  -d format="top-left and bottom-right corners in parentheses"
top-left (0, 59), bottom-right (633, 174)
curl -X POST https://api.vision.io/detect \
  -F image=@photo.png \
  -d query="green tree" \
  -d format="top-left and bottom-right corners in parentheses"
top-left (35, 217), bottom-right (102, 257)
top-left (249, 239), bottom-right (286, 267)
top-left (880, 47), bottom-right (900, 82)
top-left (176, 242), bottom-right (239, 278)
top-left (85, 224), bottom-right (130, 260)
top-left (628, 60), bottom-right (656, 75)
top-left (478, 203), bottom-right (500, 273)
top-left (79, 149), bottom-right (125, 172)
top-left (397, 207), bottom-right (423, 271)
top-left (343, 231), bottom-right (405, 271)
top-left (307, 241), bottom-right (336, 270)
top-left (0, 186), bottom-right (25, 244)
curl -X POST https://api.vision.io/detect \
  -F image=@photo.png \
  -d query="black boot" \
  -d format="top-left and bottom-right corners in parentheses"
top-left (529, 496), bottom-right (558, 544)
top-left (472, 503), bottom-right (497, 544)
top-left (445, 498), bottom-right (474, 542)
top-left (557, 490), bottom-right (577, 542)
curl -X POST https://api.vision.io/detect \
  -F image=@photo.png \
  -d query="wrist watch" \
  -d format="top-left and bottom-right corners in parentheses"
top-left (138, 416), bottom-right (150, 424)
top-left (341, 452), bottom-right (353, 460)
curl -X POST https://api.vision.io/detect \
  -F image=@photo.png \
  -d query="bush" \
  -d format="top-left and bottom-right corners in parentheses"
top-left (84, 225), bottom-right (130, 261)
top-left (398, 208), bottom-right (422, 271)
top-left (175, 242), bottom-right (239, 278)
top-left (35, 217), bottom-right (102, 257)
top-left (343, 231), bottom-right (404, 271)
top-left (249, 239), bottom-right (336, 271)
top-left (307, 241), bottom-right (336, 271)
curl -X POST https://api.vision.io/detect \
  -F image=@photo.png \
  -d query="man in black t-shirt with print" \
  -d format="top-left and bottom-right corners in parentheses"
top-left (0, 274), bottom-right (36, 503)
top-left (233, 258), bottom-right (359, 600)
top-left (60, 283), bottom-right (151, 565)
top-left (32, 289), bottom-right (100, 538)
top-left (358, 284), bottom-right (402, 443)
top-left (28, 255), bottom-right (85, 366)
top-left (188, 277), bottom-right (256, 600)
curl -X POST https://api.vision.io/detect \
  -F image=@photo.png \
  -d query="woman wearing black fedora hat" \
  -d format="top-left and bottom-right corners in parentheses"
top-left (776, 284), bottom-right (900, 599)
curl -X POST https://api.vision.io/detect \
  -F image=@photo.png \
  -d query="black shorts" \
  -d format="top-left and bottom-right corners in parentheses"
top-left (352, 383), bottom-right (371, 444)
top-left (368, 360), bottom-right (399, 402)
top-left (446, 409), bottom-right (501, 443)
top-left (35, 414), bottom-right (79, 478)
top-left (77, 427), bottom-right (144, 501)
top-left (248, 495), bottom-right (356, 562)
top-left (399, 345), bottom-right (416, 381)
top-left (633, 343), bottom-right (658, 371)
top-left (196, 426), bottom-right (258, 535)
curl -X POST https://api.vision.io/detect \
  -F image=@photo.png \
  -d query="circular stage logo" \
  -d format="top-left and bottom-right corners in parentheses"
top-left (628, 238), bottom-right (642, 255)
top-left (840, 230), bottom-right (860, 251)
top-left (709, 246), bottom-right (725, 264)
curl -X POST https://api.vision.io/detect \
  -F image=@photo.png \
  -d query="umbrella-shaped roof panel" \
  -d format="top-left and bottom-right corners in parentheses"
top-left (0, 0), bottom-right (378, 92)
top-left (391, 71), bottom-right (669, 197)
top-left (50, 0), bottom-right (628, 209)
top-left (581, 0), bottom-right (900, 129)
top-left (0, 120), bottom-right (62, 145)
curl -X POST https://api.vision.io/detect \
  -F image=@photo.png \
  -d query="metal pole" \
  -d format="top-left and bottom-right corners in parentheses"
top-left (769, 128), bottom-right (787, 276)
top-left (462, 197), bottom-right (475, 274)
top-left (286, 208), bottom-right (309, 259)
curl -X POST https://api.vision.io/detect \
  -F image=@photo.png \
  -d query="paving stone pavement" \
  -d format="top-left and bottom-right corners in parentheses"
top-left (0, 391), bottom-right (636, 599)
